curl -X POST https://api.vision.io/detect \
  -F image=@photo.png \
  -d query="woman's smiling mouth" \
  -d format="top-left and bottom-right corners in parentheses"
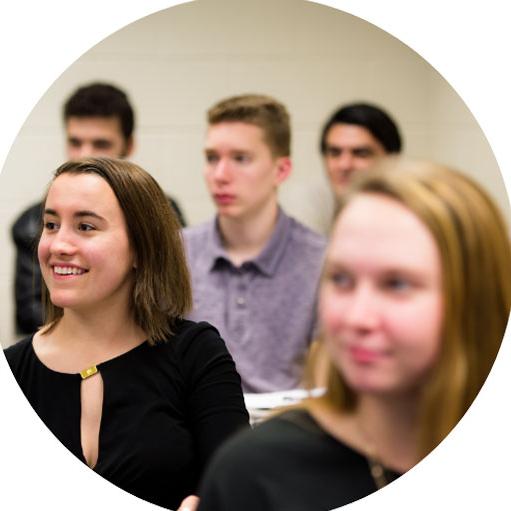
top-left (52, 265), bottom-right (88, 276)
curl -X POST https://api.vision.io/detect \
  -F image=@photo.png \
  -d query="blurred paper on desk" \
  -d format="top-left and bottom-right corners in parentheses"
top-left (244, 388), bottom-right (325, 425)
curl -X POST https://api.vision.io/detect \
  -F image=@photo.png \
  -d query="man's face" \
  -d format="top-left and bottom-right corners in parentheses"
top-left (65, 116), bottom-right (132, 159)
top-left (323, 123), bottom-right (387, 199)
top-left (204, 122), bottom-right (290, 222)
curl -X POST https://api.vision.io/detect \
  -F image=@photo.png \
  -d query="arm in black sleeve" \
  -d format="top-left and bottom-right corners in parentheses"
top-left (11, 203), bottom-right (44, 335)
top-left (178, 322), bottom-right (249, 472)
top-left (167, 195), bottom-right (187, 227)
top-left (197, 426), bottom-right (278, 511)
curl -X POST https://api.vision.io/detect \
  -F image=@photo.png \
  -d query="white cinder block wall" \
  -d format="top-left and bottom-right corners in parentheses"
top-left (0, 0), bottom-right (507, 347)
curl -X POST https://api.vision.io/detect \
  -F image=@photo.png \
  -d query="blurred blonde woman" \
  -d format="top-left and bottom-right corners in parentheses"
top-left (194, 159), bottom-right (511, 511)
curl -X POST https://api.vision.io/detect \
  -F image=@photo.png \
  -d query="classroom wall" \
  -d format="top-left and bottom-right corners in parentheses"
top-left (0, 0), bottom-right (507, 347)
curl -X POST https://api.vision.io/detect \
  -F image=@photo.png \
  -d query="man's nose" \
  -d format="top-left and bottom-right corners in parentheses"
top-left (212, 158), bottom-right (232, 182)
top-left (68, 143), bottom-right (93, 160)
top-left (337, 152), bottom-right (354, 171)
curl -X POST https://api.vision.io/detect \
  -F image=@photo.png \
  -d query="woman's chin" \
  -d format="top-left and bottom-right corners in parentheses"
top-left (48, 293), bottom-right (80, 310)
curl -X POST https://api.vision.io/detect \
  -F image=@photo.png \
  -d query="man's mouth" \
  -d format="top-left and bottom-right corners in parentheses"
top-left (214, 194), bottom-right (235, 205)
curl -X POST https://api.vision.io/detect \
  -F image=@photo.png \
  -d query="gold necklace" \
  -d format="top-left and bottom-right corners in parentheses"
top-left (355, 417), bottom-right (389, 490)
top-left (366, 455), bottom-right (388, 490)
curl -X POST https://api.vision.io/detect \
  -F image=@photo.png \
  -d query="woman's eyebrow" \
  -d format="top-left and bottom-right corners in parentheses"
top-left (74, 210), bottom-right (105, 221)
top-left (43, 208), bottom-right (105, 221)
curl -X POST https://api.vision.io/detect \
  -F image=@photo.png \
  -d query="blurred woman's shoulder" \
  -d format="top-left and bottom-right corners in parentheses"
top-left (197, 408), bottom-right (379, 511)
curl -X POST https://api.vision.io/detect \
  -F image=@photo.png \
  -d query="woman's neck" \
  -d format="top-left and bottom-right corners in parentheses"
top-left (310, 392), bottom-right (420, 473)
top-left (35, 305), bottom-right (146, 373)
top-left (355, 393), bottom-right (420, 472)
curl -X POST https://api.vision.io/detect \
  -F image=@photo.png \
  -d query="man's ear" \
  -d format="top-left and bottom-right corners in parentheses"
top-left (125, 136), bottom-right (135, 158)
top-left (275, 156), bottom-right (292, 185)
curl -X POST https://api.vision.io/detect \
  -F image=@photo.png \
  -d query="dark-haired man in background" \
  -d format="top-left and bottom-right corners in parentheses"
top-left (320, 103), bottom-right (402, 200)
top-left (11, 82), bottom-right (186, 335)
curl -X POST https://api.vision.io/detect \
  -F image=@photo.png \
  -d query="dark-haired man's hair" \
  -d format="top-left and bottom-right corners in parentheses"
top-left (63, 82), bottom-right (135, 140)
top-left (320, 103), bottom-right (402, 155)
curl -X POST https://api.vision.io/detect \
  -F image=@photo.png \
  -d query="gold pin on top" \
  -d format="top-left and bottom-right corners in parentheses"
top-left (80, 365), bottom-right (98, 379)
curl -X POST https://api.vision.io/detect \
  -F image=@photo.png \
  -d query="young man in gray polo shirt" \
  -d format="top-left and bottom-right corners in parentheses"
top-left (183, 94), bottom-right (326, 393)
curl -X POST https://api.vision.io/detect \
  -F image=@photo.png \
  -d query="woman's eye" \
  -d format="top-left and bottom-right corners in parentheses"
top-left (44, 221), bottom-right (58, 231)
top-left (384, 277), bottom-right (412, 292)
top-left (330, 272), bottom-right (353, 289)
top-left (78, 223), bottom-right (95, 232)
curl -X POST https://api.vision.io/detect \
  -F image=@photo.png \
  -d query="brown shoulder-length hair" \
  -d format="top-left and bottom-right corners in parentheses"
top-left (41, 157), bottom-right (192, 344)
top-left (308, 157), bottom-right (511, 459)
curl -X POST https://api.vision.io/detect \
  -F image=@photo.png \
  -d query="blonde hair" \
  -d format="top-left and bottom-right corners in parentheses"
top-left (40, 157), bottom-right (192, 344)
top-left (207, 94), bottom-right (290, 157)
top-left (310, 157), bottom-right (511, 458)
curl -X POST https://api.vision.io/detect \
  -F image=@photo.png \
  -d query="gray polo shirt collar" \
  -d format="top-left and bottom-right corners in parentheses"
top-left (208, 208), bottom-right (292, 277)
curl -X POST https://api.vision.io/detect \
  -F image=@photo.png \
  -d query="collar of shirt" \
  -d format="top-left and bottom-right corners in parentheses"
top-left (207, 208), bottom-right (293, 277)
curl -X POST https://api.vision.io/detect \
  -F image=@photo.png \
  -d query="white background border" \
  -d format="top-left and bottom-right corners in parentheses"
top-left (1, 1), bottom-right (509, 509)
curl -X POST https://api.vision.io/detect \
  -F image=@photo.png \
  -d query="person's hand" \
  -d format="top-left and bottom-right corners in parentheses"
top-left (177, 495), bottom-right (200, 511)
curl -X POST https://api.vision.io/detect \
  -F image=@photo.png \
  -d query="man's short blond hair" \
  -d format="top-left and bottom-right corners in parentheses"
top-left (207, 94), bottom-right (291, 157)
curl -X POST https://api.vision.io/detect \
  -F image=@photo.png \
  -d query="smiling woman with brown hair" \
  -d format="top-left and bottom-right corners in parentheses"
top-left (195, 158), bottom-right (511, 511)
top-left (4, 157), bottom-right (249, 510)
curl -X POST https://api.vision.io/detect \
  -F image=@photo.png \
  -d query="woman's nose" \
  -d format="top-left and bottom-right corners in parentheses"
top-left (48, 228), bottom-right (78, 256)
top-left (344, 284), bottom-right (380, 331)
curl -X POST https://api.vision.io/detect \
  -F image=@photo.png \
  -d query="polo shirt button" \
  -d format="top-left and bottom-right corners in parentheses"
top-left (236, 296), bottom-right (245, 307)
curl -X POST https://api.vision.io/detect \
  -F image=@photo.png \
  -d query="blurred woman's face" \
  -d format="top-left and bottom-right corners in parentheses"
top-left (319, 193), bottom-right (443, 397)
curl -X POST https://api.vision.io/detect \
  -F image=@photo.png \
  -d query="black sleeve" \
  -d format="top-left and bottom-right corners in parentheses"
top-left (167, 195), bottom-right (187, 227)
top-left (4, 337), bottom-right (34, 386)
top-left (197, 427), bottom-right (278, 511)
top-left (178, 322), bottom-right (249, 472)
top-left (11, 203), bottom-right (44, 335)
top-left (198, 411), bottom-right (388, 511)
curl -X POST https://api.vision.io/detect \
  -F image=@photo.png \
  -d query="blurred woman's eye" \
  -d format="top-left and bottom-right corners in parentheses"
top-left (383, 276), bottom-right (412, 293)
top-left (329, 271), bottom-right (353, 290)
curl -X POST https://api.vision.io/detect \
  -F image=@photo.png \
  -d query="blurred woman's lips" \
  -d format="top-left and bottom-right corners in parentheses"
top-left (348, 345), bottom-right (388, 364)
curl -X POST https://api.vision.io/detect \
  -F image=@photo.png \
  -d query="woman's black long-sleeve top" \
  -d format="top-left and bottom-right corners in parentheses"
top-left (4, 320), bottom-right (249, 510)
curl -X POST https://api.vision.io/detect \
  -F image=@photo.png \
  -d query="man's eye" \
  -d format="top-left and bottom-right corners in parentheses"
top-left (93, 141), bottom-right (112, 150)
top-left (326, 147), bottom-right (341, 158)
top-left (233, 154), bottom-right (250, 164)
top-left (353, 149), bottom-right (374, 158)
top-left (205, 153), bottom-right (219, 164)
